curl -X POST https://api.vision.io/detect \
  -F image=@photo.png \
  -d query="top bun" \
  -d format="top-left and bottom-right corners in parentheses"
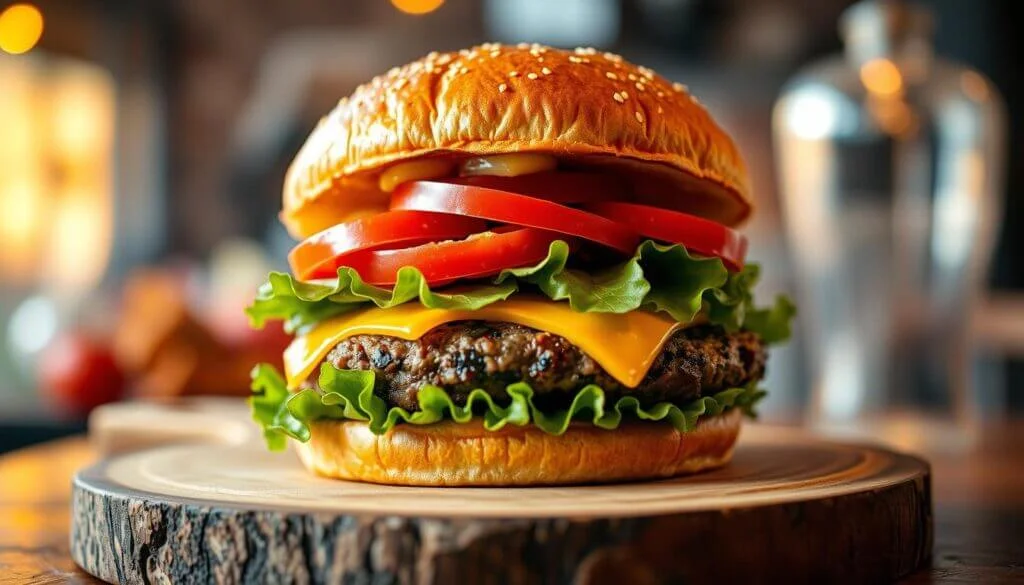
top-left (283, 43), bottom-right (751, 238)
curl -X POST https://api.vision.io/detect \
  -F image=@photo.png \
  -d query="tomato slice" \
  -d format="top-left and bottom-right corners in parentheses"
top-left (391, 180), bottom-right (639, 254)
top-left (339, 228), bottom-right (565, 286)
top-left (581, 202), bottom-right (748, 270)
top-left (450, 172), bottom-right (627, 204)
top-left (290, 210), bottom-right (486, 280)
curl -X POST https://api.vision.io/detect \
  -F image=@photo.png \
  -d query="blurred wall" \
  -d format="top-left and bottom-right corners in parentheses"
top-left (164, 0), bottom-right (485, 255)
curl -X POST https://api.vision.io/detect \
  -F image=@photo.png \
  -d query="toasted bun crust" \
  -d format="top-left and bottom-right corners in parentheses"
top-left (283, 43), bottom-right (751, 238)
top-left (295, 408), bottom-right (741, 486)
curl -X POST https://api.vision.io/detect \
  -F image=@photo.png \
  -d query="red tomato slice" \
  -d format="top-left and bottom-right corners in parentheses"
top-left (391, 180), bottom-right (639, 254)
top-left (290, 210), bottom-right (486, 280)
top-left (450, 172), bottom-right (627, 204)
top-left (339, 228), bottom-right (565, 286)
top-left (581, 202), bottom-right (748, 270)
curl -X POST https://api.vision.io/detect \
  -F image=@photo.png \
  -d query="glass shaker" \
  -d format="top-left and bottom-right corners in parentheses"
top-left (773, 1), bottom-right (1005, 449)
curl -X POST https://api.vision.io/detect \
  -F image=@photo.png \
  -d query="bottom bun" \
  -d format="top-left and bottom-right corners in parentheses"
top-left (295, 408), bottom-right (741, 486)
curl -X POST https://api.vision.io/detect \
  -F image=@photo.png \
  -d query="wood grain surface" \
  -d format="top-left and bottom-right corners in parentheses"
top-left (68, 420), bottom-right (932, 585)
top-left (4, 423), bottom-right (1024, 584)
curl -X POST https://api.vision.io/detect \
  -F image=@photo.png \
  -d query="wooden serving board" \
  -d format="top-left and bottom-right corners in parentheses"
top-left (72, 400), bottom-right (932, 585)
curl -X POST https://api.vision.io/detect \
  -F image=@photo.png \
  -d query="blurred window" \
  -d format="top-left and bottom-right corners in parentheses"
top-left (0, 53), bottom-right (115, 294)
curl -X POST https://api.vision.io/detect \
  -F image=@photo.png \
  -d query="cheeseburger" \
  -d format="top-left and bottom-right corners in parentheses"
top-left (248, 43), bottom-right (794, 486)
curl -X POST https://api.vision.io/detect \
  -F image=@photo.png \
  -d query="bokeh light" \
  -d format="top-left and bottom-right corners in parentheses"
top-left (859, 58), bottom-right (903, 97)
top-left (390, 0), bottom-right (445, 16)
top-left (0, 4), bottom-right (44, 55)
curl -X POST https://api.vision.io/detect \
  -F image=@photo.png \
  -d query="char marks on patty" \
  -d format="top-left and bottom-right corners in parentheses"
top-left (312, 321), bottom-right (767, 411)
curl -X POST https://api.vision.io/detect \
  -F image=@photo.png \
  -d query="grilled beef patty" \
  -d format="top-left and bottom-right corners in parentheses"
top-left (312, 322), bottom-right (767, 411)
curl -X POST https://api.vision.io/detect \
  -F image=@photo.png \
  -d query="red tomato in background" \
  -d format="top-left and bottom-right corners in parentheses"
top-left (39, 333), bottom-right (126, 418)
top-left (211, 316), bottom-right (291, 356)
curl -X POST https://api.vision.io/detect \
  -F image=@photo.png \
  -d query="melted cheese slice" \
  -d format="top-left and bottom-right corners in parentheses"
top-left (378, 158), bottom-right (455, 192)
top-left (460, 153), bottom-right (557, 177)
top-left (378, 154), bottom-right (558, 192)
top-left (284, 298), bottom-right (684, 390)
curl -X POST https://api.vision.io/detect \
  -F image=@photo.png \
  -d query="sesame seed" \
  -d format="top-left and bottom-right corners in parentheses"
top-left (427, 51), bottom-right (439, 59)
top-left (672, 82), bottom-right (687, 92)
top-left (509, 71), bottom-right (519, 77)
top-left (635, 111), bottom-right (645, 123)
top-left (605, 72), bottom-right (618, 80)
top-left (490, 50), bottom-right (501, 58)
top-left (437, 55), bottom-right (452, 65)
top-left (537, 57), bottom-right (544, 62)
top-left (517, 42), bottom-right (529, 49)
top-left (569, 56), bottom-right (583, 63)
top-left (620, 90), bottom-right (629, 99)
top-left (657, 91), bottom-right (665, 98)
top-left (387, 67), bottom-right (400, 77)
top-left (627, 74), bottom-right (637, 81)
top-left (635, 82), bottom-right (646, 91)
top-left (459, 66), bottom-right (469, 74)
top-left (542, 67), bottom-right (551, 75)
top-left (657, 105), bottom-right (664, 114)
top-left (613, 92), bottom-right (625, 104)
top-left (530, 49), bottom-right (541, 57)
top-left (604, 52), bottom-right (622, 62)
top-left (498, 83), bottom-right (508, 93)
top-left (527, 72), bottom-right (539, 80)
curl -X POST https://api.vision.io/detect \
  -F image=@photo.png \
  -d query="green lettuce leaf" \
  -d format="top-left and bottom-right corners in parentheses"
top-left (247, 267), bottom-right (518, 333)
top-left (745, 295), bottom-right (798, 344)
top-left (250, 363), bottom-right (307, 450)
top-left (496, 240), bottom-right (652, 313)
top-left (246, 239), bottom-right (795, 342)
top-left (636, 240), bottom-right (730, 321)
top-left (703, 263), bottom-right (796, 342)
top-left (250, 363), bottom-right (766, 451)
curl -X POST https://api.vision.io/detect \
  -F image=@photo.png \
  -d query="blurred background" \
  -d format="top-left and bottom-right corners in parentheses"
top-left (0, 0), bottom-right (1020, 453)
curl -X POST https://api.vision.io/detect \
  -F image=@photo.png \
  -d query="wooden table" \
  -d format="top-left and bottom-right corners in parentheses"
top-left (2, 423), bottom-right (1022, 584)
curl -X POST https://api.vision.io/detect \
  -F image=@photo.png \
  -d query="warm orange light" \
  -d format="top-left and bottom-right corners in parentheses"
top-left (42, 65), bottom-right (116, 292)
top-left (0, 57), bottom-right (116, 289)
top-left (860, 58), bottom-right (903, 97)
top-left (0, 3), bottom-right (43, 55)
top-left (390, 0), bottom-right (445, 15)
top-left (960, 71), bottom-right (990, 103)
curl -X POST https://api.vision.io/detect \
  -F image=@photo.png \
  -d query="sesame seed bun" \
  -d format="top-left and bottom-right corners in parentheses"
top-left (294, 409), bottom-right (741, 486)
top-left (282, 43), bottom-right (752, 239)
